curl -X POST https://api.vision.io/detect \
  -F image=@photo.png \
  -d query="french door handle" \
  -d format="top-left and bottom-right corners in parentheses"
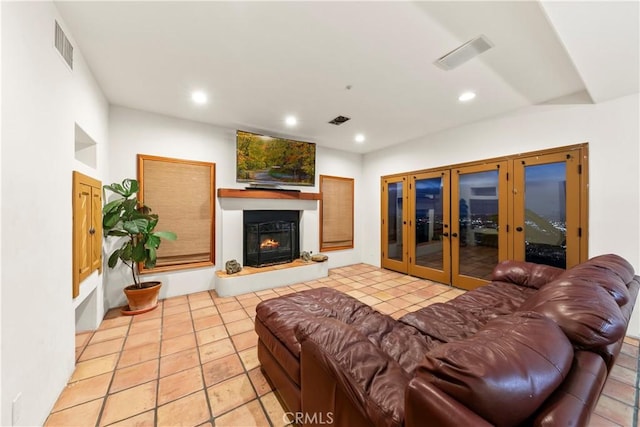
top-left (443, 232), bottom-right (449, 237)
top-left (451, 232), bottom-right (458, 238)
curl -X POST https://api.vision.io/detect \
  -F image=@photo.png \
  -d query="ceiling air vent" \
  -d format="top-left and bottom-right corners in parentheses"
top-left (328, 115), bottom-right (350, 125)
top-left (434, 35), bottom-right (493, 71)
top-left (54, 20), bottom-right (74, 70)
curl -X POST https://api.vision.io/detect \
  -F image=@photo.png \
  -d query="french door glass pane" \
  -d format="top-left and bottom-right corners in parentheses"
top-left (387, 182), bottom-right (404, 261)
top-left (524, 162), bottom-right (567, 268)
top-left (459, 170), bottom-right (499, 280)
top-left (414, 177), bottom-right (444, 270)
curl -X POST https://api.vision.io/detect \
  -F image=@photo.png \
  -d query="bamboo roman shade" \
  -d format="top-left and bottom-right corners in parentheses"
top-left (320, 175), bottom-right (354, 251)
top-left (138, 154), bottom-right (215, 271)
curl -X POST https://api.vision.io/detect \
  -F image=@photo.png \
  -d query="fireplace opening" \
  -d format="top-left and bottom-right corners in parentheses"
top-left (244, 210), bottom-right (300, 267)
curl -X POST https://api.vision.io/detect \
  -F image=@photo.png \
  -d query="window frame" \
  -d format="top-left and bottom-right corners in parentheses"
top-left (320, 174), bottom-right (355, 252)
top-left (137, 154), bottom-right (216, 273)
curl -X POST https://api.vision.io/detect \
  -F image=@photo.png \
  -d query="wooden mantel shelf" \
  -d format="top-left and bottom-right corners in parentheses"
top-left (218, 188), bottom-right (322, 200)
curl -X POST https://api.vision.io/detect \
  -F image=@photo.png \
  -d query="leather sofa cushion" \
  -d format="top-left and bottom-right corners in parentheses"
top-left (554, 254), bottom-right (633, 306)
top-left (255, 317), bottom-right (302, 384)
top-left (449, 281), bottom-right (537, 318)
top-left (297, 317), bottom-right (410, 427)
top-left (349, 309), bottom-right (442, 374)
top-left (255, 287), bottom-right (375, 357)
top-left (400, 281), bottom-right (535, 343)
top-left (418, 312), bottom-right (573, 427)
top-left (400, 302), bottom-right (483, 343)
top-left (519, 281), bottom-right (626, 348)
top-left (492, 260), bottom-right (565, 289)
top-left (532, 351), bottom-right (608, 427)
top-left (587, 254), bottom-right (635, 283)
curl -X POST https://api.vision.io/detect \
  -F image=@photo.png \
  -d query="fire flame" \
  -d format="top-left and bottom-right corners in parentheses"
top-left (260, 239), bottom-right (280, 249)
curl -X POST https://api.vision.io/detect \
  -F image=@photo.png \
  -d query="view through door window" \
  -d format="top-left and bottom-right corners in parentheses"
top-left (524, 162), bottom-right (567, 268)
top-left (458, 170), bottom-right (500, 280)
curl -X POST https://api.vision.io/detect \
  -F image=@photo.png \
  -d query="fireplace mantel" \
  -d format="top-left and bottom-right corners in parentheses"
top-left (218, 188), bottom-right (321, 201)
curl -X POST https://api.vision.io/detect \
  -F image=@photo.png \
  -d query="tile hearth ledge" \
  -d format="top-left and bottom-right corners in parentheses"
top-left (215, 260), bottom-right (329, 297)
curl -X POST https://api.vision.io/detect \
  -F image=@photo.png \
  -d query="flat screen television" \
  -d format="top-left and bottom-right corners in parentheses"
top-left (236, 130), bottom-right (316, 187)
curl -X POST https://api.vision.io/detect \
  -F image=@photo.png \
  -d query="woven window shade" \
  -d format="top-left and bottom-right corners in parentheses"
top-left (320, 175), bottom-right (354, 251)
top-left (138, 155), bottom-right (215, 271)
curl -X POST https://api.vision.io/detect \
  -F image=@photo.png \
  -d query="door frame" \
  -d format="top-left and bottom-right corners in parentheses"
top-left (381, 175), bottom-right (409, 272)
top-left (408, 170), bottom-right (451, 283)
top-left (512, 150), bottom-right (584, 268)
top-left (451, 161), bottom-right (509, 290)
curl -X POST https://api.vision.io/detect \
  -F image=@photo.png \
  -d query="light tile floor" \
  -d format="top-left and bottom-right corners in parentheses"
top-left (47, 264), bottom-right (639, 427)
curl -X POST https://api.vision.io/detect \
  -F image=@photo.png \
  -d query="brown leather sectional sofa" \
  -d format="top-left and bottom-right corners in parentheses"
top-left (255, 254), bottom-right (638, 426)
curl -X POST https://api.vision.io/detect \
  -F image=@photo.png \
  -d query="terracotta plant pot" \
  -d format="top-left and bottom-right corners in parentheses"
top-left (121, 281), bottom-right (162, 315)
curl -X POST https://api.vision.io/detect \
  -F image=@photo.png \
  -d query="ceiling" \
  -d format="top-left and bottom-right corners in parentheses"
top-left (55, 1), bottom-right (639, 154)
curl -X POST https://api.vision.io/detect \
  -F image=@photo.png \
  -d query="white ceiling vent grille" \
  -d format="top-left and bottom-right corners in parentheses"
top-left (435, 35), bottom-right (493, 71)
top-left (54, 20), bottom-right (74, 70)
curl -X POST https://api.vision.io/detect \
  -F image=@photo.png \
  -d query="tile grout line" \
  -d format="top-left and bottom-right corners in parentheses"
top-left (152, 300), bottom-right (166, 427)
top-left (94, 312), bottom-right (133, 427)
top-left (190, 292), bottom-right (218, 426)
top-left (217, 293), bottom-right (276, 426)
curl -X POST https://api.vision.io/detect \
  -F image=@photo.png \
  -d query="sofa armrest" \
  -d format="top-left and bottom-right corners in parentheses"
top-left (405, 377), bottom-right (492, 427)
top-left (492, 260), bottom-right (565, 289)
top-left (532, 351), bottom-right (608, 427)
top-left (296, 318), bottom-right (409, 427)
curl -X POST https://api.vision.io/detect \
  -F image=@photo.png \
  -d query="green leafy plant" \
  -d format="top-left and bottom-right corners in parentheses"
top-left (103, 178), bottom-right (177, 288)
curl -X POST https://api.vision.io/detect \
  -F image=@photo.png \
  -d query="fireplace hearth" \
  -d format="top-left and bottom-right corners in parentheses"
top-left (244, 210), bottom-right (300, 267)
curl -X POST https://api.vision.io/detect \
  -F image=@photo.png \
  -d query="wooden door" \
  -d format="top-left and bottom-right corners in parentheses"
top-left (512, 151), bottom-right (583, 269)
top-left (451, 162), bottom-right (509, 290)
top-left (381, 176), bottom-right (408, 273)
top-left (408, 171), bottom-right (451, 283)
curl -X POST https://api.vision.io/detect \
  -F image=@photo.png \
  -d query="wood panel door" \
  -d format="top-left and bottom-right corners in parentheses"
top-left (73, 171), bottom-right (102, 298)
top-left (381, 176), bottom-right (408, 273)
top-left (408, 171), bottom-right (451, 283)
top-left (512, 150), bottom-right (583, 269)
top-left (451, 162), bottom-right (509, 290)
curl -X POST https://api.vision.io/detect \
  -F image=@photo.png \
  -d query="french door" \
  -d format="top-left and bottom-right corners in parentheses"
top-left (381, 144), bottom-right (587, 289)
top-left (381, 176), bottom-right (408, 272)
top-left (408, 171), bottom-right (451, 284)
top-left (382, 163), bottom-right (508, 289)
top-left (512, 150), bottom-right (584, 269)
top-left (451, 162), bottom-right (508, 290)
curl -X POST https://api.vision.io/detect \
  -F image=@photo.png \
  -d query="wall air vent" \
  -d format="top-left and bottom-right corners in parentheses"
top-left (434, 35), bottom-right (493, 71)
top-left (328, 115), bottom-right (350, 125)
top-left (54, 20), bottom-right (74, 70)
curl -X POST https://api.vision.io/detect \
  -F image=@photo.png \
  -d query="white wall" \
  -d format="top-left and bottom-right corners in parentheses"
top-left (107, 107), bottom-right (363, 308)
top-left (0, 3), bottom-right (4, 424)
top-left (1, 2), bottom-right (109, 425)
top-left (363, 94), bottom-right (640, 337)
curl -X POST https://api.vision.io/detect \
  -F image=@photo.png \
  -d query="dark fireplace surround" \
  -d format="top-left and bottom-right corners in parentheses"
top-left (243, 210), bottom-right (300, 267)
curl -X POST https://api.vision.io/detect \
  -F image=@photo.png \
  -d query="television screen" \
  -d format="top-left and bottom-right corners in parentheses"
top-left (236, 130), bottom-right (316, 187)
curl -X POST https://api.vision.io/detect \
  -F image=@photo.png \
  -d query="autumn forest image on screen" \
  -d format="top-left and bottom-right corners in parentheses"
top-left (236, 130), bottom-right (316, 186)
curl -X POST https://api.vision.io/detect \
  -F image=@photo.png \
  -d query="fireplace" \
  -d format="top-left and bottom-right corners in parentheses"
top-left (243, 210), bottom-right (300, 267)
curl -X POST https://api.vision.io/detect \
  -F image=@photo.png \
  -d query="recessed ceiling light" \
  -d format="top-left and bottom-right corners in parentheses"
top-left (285, 115), bottom-right (298, 126)
top-left (355, 134), bottom-right (366, 143)
top-left (458, 91), bottom-right (476, 102)
top-left (191, 91), bottom-right (208, 105)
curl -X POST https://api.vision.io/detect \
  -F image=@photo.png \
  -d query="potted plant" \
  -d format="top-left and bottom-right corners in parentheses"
top-left (103, 178), bottom-right (177, 315)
